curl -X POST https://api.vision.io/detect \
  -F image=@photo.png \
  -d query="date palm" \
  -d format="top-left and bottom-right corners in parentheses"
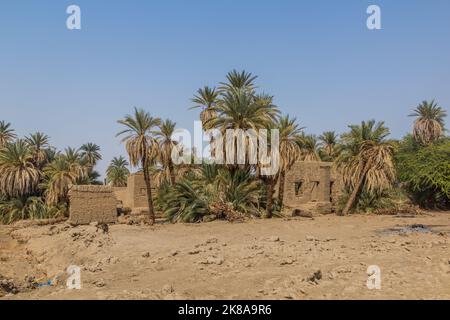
top-left (337, 120), bottom-right (396, 215)
top-left (63, 147), bottom-right (88, 181)
top-left (410, 100), bottom-right (447, 145)
top-left (319, 131), bottom-right (340, 161)
top-left (208, 90), bottom-right (279, 131)
top-left (277, 115), bottom-right (303, 207)
top-left (0, 121), bottom-right (17, 148)
top-left (25, 132), bottom-right (50, 169)
top-left (154, 119), bottom-right (178, 184)
top-left (207, 90), bottom-right (279, 170)
top-left (297, 134), bottom-right (321, 161)
top-left (0, 140), bottom-right (40, 198)
top-left (80, 143), bottom-right (102, 168)
top-left (219, 70), bottom-right (258, 93)
top-left (191, 86), bottom-right (219, 129)
top-left (106, 156), bottom-right (130, 187)
top-left (117, 108), bottom-right (161, 224)
top-left (43, 155), bottom-right (80, 205)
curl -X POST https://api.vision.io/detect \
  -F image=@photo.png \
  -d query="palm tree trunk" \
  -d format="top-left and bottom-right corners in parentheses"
top-left (278, 170), bottom-right (286, 207)
top-left (168, 159), bottom-right (176, 185)
top-left (341, 163), bottom-right (369, 216)
top-left (142, 153), bottom-right (155, 225)
top-left (266, 177), bottom-right (275, 218)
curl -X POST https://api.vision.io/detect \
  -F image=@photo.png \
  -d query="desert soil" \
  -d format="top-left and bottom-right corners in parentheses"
top-left (1, 212), bottom-right (449, 300)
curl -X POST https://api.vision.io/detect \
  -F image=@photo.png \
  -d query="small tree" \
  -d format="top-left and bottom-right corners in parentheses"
top-left (396, 137), bottom-right (450, 209)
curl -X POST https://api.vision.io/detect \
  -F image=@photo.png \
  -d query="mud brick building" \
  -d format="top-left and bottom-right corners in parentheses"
top-left (114, 173), bottom-right (155, 215)
top-left (68, 185), bottom-right (118, 225)
top-left (282, 161), bottom-right (343, 215)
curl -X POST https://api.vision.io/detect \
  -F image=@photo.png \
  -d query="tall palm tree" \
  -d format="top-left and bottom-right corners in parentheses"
top-left (25, 132), bottom-right (50, 169)
top-left (206, 72), bottom-right (280, 218)
top-left (0, 140), bottom-right (40, 198)
top-left (319, 131), bottom-right (340, 161)
top-left (409, 100), bottom-right (447, 145)
top-left (63, 147), bottom-right (88, 182)
top-left (191, 86), bottom-right (219, 129)
top-left (260, 122), bottom-right (281, 218)
top-left (207, 90), bottom-right (279, 170)
top-left (277, 115), bottom-right (303, 207)
top-left (208, 90), bottom-right (279, 132)
top-left (80, 143), bottom-right (102, 168)
top-left (106, 156), bottom-right (130, 187)
top-left (337, 120), bottom-right (396, 215)
top-left (117, 108), bottom-right (161, 224)
top-left (0, 121), bottom-right (17, 148)
top-left (219, 70), bottom-right (258, 93)
top-left (154, 119), bottom-right (178, 184)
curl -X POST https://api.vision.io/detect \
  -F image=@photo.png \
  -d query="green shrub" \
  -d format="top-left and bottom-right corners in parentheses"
top-left (156, 165), bottom-right (262, 223)
top-left (0, 197), bottom-right (65, 224)
top-left (337, 189), bottom-right (399, 214)
top-left (395, 137), bottom-right (450, 209)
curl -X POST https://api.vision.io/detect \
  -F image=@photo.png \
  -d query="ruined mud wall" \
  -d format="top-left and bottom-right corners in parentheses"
top-left (68, 185), bottom-right (118, 225)
top-left (126, 173), bottom-right (148, 209)
top-left (284, 162), bottom-right (332, 205)
top-left (331, 167), bottom-right (345, 208)
top-left (113, 187), bottom-right (128, 208)
top-left (282, 161), bottom-right (333, 215)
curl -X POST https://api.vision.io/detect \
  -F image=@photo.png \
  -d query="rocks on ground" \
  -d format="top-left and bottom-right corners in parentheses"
top-left (0, 276), bottom-right (20, 296)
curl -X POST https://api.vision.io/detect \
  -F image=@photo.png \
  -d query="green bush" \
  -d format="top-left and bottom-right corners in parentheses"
top-left (0, 197), bottom-right (65, 224)
top-left (156, 165), bottom-right (262, 223)
top-left (395, 137), bottom-right (450, 209)
top-left (336, 189), bottom-right (399, 214)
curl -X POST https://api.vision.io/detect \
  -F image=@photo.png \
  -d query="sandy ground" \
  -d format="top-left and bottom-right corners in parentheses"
top-left (1, 212), bottom-right (449, 300)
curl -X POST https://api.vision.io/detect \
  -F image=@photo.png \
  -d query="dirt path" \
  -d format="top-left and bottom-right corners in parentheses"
top-left (1, 212), bottom-right (449, 300)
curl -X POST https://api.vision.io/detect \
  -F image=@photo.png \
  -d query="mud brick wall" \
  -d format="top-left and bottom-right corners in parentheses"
top-left (284, 161), bottom-right (332, 208)
top-left (68, 185), bottom-right (118, 225)
top-left (126, 173), bottom-right (149, 209)
top-left (113, 187), bottom-right (128, 208)
top-left (331, 167), bottom-right (345, 207)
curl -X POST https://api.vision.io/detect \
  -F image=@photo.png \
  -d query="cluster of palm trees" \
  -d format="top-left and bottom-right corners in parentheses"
top-left (115, 70), bottom-right (447, 223)
top-left (0, 70), bottom-right (447, 224)
top-left (0, 123), bottom-right (102, 223)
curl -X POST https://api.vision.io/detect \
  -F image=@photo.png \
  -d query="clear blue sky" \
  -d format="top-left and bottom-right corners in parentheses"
top-left (1, 0), bottom-right (449, 177)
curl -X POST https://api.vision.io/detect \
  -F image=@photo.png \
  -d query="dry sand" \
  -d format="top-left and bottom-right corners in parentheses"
top-left (1, 212), bottom-right (449, 300)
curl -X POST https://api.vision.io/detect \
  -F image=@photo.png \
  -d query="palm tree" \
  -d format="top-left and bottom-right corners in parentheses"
top-left (337, 120), bottom-right (396, 215)
top-left (277, 115), bottom-right (303, 207)
top-left (206, 90), bottom-right (279, 169)
top-left (117, 108), bottom-right (161, 224)
top-left (297, 134), bottom-right (321, 161)
top-left (106, 156), bottom-right (130, 187)
top-left (0, 121), bottom-right (17, 148)
top-left (154, 119), bottom-right (178, 184)
top-left (319, 131), bottom-right (340, 161)
top-left (63, 147), bottom-right (88, 182)
top-left (204, 72), bottom-right (280, 218)
top-left (80, 143), bottom-right (102, 168)
top-left (410, 100), bottom-right (447, 145)
top-left (219, 70), bottom-right (258, 93)
top-left (25, 132), bottom-right (50, 169)
top-left (208, 90), bottom-right (279, 132)
top-left (191, 86), bottom-right (219, 129)
top-left (43, 155), bottom-right (80, 205)
top-left (0, 140), bottom-right (40, 198)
